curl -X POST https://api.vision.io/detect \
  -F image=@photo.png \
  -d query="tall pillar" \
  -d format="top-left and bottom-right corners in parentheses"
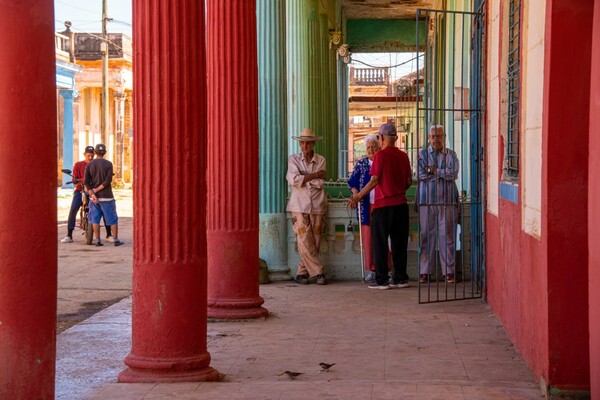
top-left (322, 14), bottom-right (338, 179)
top-left (306, 1), bottom-right (324, 153)
top-left (0, 1), bottom-right (57, 398)
top-left (113, 90), bottom-right (126, 181)
top-left (257, 0), bottom-right (289, 281)
top-left (588, 0), bottom-right (600, 391)
top-left (206, 0), bottom-right (268, 319)
top-left (286, 0), bottom-right (309, 155)
top-left (337, 59), bottom-right (349, 177)
top-left (118, 0), bottom-right (219, 383)
top-left (60, 89), bottom-right (77, 187)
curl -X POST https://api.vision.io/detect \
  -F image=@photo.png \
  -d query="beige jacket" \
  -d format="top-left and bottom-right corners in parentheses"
top-left (286, 152), bottom-right (327, 214)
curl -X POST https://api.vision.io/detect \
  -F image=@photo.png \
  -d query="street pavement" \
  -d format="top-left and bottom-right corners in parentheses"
top-left (57, 189), bottom-right (133, 333)
top-left (55, 188), bottom-right (543, 400)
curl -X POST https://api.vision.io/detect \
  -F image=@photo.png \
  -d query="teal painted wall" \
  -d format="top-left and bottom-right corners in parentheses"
top-left (347, 19), bottom-right (427, 52)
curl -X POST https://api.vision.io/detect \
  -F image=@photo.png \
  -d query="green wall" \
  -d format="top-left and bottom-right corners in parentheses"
top-left (347, 19), bottom-right (427, 52)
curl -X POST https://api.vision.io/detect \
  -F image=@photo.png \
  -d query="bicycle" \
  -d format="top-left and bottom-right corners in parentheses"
top-left (62, 169), bottom-right (94, 245)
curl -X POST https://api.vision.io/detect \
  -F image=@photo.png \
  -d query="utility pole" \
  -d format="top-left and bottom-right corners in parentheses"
top-left (101, 0), bottom-right (109, 146)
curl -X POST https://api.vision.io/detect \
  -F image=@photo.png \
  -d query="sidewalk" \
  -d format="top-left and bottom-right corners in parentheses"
top-left (55, 189), bottom-right (543, 400)
top-left (57, 189), bottom-right (133, 333)
top-left (56, 283), bottom-right (543, 400)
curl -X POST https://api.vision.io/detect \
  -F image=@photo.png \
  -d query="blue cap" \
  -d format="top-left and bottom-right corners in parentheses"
top-left (378, 122), bottom-right (397, 136)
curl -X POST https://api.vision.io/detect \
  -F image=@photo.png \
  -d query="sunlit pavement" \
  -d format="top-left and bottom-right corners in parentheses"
top-left (56, 282), bottom-right (542, 400)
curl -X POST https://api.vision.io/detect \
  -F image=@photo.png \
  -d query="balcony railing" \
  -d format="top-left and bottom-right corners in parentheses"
top-left (55, 32), bottom-right (70, 61)
top-left (349, 67), bottom-right (390, 87)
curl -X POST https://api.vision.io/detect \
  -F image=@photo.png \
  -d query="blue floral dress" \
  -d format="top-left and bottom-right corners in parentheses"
top-left (347, 156), bottom-right (372, 226)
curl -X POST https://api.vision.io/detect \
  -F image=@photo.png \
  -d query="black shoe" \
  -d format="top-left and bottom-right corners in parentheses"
top-left (316, 274), bottom-right (327, 285)
top-left (295, 274), bottom-right (309, 285)
top-left (114, 239), bottom-right (124, 247)
top-left (95, 241), bottom-right (104, 247)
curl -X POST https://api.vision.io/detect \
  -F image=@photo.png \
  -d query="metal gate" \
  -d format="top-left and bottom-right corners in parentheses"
top-left (415, 3), bottom-right (486, 303)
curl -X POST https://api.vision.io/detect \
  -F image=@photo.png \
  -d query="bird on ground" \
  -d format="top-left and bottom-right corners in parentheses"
top-left (279, 370), bottom-right (303, 380)
top-left (319, 362), bottom-right (335, 371)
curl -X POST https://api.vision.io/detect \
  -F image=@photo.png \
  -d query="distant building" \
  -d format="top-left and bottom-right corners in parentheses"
top-left (55, 24), bottom-right (133, 185)
top-left (55, 27), bottom-right (83, 187)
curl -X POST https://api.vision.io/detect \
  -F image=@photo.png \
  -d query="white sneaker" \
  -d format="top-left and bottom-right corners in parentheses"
top-left (61, 236), bottom-right (73, 243)
top-left (105, 236), bottom-right (115, 243)
top-left (368, 284), bottom-right (391, 290)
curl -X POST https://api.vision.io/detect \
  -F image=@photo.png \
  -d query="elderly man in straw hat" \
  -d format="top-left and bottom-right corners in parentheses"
top-left (286, 128), bottom-right (328, 285)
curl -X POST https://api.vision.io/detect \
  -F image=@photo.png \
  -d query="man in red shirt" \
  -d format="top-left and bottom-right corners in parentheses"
top-left (349, 122), bottom-right (412, 289)
top-left (61, 146), bottom-right (113, 243)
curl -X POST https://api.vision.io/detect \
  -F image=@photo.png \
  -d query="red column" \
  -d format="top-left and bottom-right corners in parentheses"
top-left (118, 0), bottom-right (219, 382)
top-left (0, 1), bottom-right (57, 398)
top-left (588, 0), bottom-right (600, 393)
top-left (206, 0), bottom-right (268, 319)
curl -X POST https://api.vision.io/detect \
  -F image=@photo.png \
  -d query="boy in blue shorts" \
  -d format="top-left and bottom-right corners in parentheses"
top-left (84, 144), bottom-right (124, 247)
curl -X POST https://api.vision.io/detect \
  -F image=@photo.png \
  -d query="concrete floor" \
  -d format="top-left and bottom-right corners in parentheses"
top-left (56, 283), bottom-right (543, 400)
top-left (55, 190), bottom-right (543, 399)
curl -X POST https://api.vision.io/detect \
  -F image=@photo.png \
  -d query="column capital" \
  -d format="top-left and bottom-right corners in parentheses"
top-left (59, 89), bottom-right (78, 100)
top-left (113, 91), bottom-right (127, 100)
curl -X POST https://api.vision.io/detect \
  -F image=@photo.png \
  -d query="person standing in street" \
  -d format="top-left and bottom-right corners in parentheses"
top-left (84, 144), bottom-right (123, 247)
top-left (286, 128), bottom-right (328, 285)
top-left (349, 122), bottom-right (412, 290)
top-left (61, 146), bottom-right (113, 243)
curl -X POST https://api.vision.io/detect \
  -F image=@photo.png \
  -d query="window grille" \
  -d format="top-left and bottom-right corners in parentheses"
top-left (506, 0), bottom-right (520, 177)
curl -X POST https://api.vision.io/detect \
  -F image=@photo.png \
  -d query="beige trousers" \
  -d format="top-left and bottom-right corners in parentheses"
top-left (292, 212), bottom-right (324, 277)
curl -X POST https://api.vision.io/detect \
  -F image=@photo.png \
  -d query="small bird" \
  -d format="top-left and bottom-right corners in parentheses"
top-left (319, 362), bottom-right (335, 372)
top-left (279, 370), bottom-right (303, 380)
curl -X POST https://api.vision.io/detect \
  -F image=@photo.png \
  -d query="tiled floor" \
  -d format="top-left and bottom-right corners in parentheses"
top-left (57, 282), bottom-right (543, 399)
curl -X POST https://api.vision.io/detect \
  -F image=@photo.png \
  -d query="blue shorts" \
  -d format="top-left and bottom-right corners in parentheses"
top-left (89, 200), bottom-right (118, 226)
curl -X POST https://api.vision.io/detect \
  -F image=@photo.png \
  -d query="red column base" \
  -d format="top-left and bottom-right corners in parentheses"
top-left (118, 354), bottom-right (221, 383)
top-left (207, 297), bottom-right (269, 319)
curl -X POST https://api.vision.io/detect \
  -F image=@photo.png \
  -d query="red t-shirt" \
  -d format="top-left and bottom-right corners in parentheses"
top-left (73, 160), bottom-right (87, 192)
top-left (369, 146), bottom-right (411, 209)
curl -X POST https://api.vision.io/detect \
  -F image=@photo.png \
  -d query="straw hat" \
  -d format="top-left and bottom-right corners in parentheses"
top-left (292, 128), bottom-right (323, 141)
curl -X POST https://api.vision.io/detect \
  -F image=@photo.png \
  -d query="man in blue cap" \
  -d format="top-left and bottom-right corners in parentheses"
top-left (349, 122), bottom-right (412, 290)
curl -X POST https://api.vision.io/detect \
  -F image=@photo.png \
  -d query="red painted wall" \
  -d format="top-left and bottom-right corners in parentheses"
top-left (486, 204), bottom-right (548, 379)
top-left (588, 0), bottom-right (600, 395)
top-left (486, 0), bottom-right (593, 392)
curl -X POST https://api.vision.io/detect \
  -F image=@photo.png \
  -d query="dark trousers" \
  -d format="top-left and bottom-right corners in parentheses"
top-left (67, 191), bottom-right (84, 231)
top-left (370, 204), bottom-right (409, 285)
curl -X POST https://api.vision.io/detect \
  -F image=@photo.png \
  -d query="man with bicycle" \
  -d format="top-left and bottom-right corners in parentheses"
top-left (84, 144), bottom-right (124, 247)
top-left (61, 146), bottom-right (113, 243)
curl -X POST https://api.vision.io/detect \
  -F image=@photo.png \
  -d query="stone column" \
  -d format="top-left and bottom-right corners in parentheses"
top-left (319, 12), bottom-right (338, 179)
top-left (118, 0), bottom-right (219, 383)
top-left (60, 89), bottom-right (77, 187)
top-left (0, 1), bottom-right (57, 398)
top-left (328, 37), bottom-right (339, 178)
top-left (286, 0), bottom-right (309, 155)
top-left (257, 0), bottom-right (289, 281)
top-left (113, 90), bottom-right (126, 181)
top-left (206, 0), bottom-right (268, 319)
top-left (337, 60), bottom-right (349, 177)
top-left (306, 0), bottom-right (323, 138)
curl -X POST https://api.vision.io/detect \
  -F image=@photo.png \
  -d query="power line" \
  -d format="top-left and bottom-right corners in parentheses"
top-left (352, 53), bottom-right (423, 69)
top-left (55, 0), bottom-right (99, 16)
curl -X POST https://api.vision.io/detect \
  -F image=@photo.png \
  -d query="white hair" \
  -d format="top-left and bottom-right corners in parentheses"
top-left (363, 134), bottom-right (380, 146)
top-left (429, 125), bottom-right (445, 135)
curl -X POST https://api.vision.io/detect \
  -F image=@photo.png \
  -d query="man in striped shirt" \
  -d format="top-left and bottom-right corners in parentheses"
top-left (417, 125), bottom-right (460, 284)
